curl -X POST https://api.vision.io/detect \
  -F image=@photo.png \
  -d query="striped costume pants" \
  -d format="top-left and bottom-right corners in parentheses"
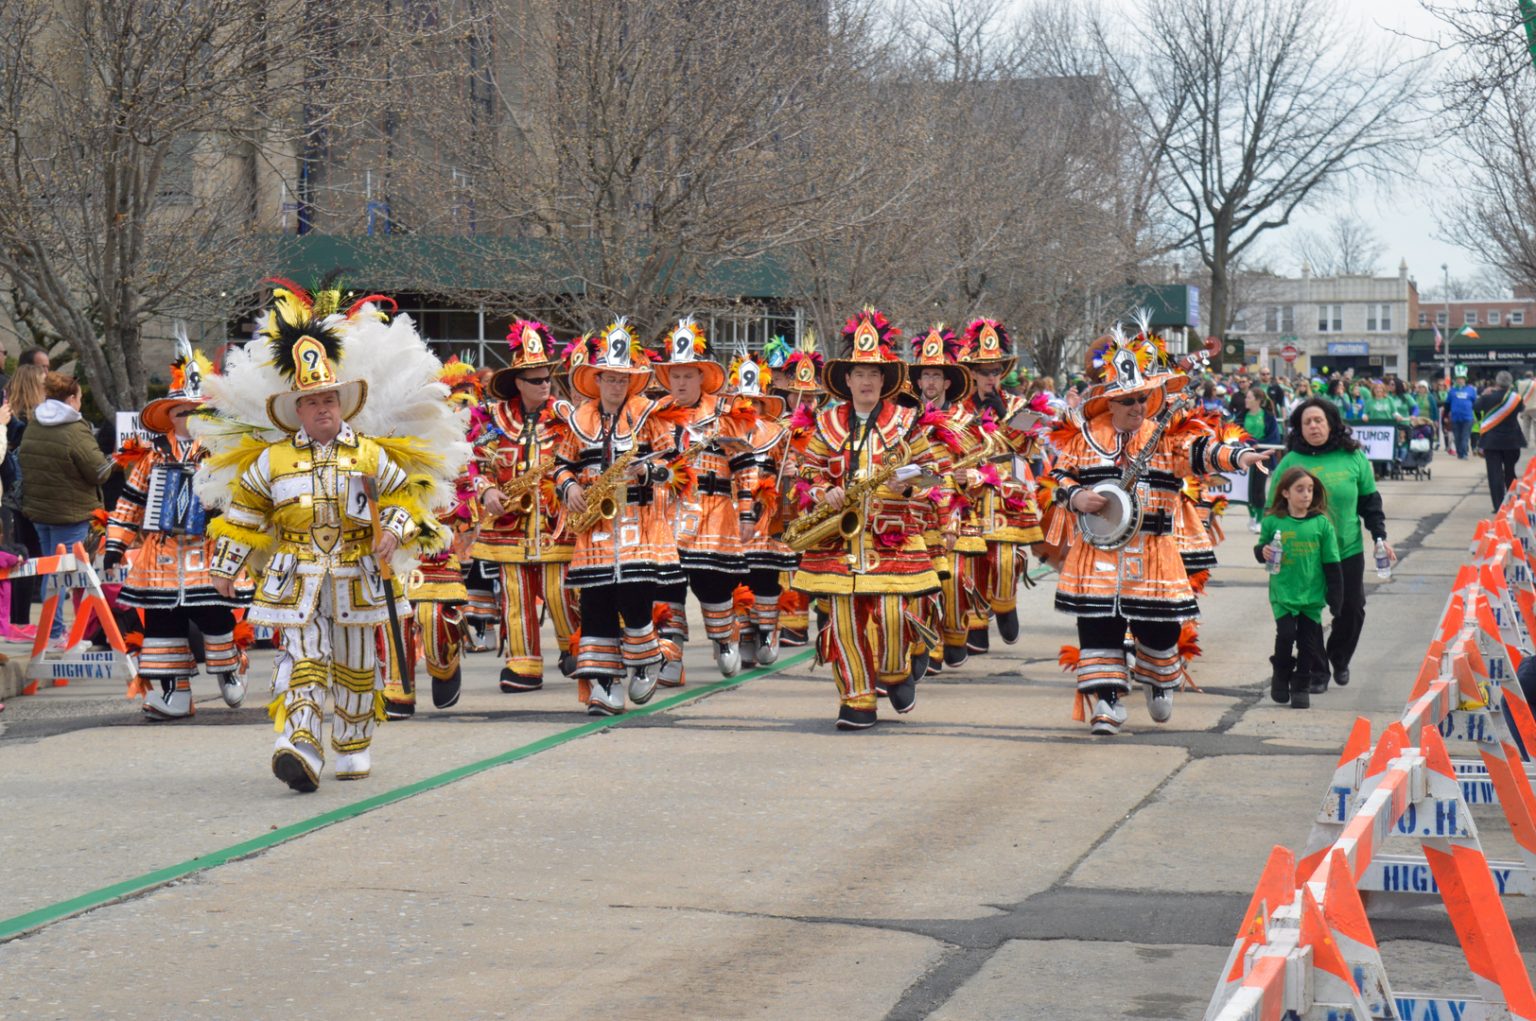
top-left (269, 585), bottom-right (382, 765)
top-left (575, 582), bottom-right (659, 679)
top-left (821, 593), bottom-right (909, 711)
top-left (140, 606), bottom-right (240, 679)
top-left (1074, 616), bottom-right (1182, 696)
top-left (466, 559), bottom-right (579, 678)
top-left (971, 541), bottom-right (1021, 616)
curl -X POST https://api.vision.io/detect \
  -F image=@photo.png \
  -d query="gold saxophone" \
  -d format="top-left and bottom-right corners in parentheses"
top-left (949, 432), bottom-right (1009, 480)
top-left (498, 452), bottom-right (556, 514)
top-left (784, 441), bottom-right (912, 552)
top-left (568, 445), bottom-right (641, 533)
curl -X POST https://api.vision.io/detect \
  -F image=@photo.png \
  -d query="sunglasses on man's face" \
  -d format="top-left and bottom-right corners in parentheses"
top-left (520, 376), bottom-right (553, 386)
top-left (1111, 394), bottom-right (1149, 407)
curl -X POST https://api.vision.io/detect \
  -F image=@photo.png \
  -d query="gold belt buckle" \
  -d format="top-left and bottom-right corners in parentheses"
top-left (311, 523), bottom-right (341, 553)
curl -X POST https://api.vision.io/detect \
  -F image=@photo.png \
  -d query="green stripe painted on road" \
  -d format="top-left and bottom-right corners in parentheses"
top-left (0, 564), bottom-right (1053, 943)
top-left (0, 648), bottom-right (814, 943)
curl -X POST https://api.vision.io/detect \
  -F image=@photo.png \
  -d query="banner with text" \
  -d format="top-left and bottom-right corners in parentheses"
top-left (1350, 423), bottom-right (1396, 462)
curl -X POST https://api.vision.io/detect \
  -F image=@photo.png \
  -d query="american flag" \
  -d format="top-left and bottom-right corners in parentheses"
top-left (1434, 325), bottom-right (1443, 352)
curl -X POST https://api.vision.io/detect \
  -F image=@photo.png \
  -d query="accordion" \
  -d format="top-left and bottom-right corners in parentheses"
top-left (142, 463), bottom-right (208, 537)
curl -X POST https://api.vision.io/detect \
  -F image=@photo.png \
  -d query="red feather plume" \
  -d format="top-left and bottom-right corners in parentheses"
top-left (1058, 644), bottom-right (1080, 671)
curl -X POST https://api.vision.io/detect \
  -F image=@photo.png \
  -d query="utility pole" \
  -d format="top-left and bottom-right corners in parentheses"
top-left (1442, 263), bottom-right (1451, 384)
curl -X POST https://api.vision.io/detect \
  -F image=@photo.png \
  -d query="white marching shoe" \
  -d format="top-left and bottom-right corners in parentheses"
top-left (1145, 685), bottom-right (1174, 724)
top-left (217, 672), bottom-right (246, 708)
top-left (143, 680), bottom-right (194, 720)
top-left (334, 747), bottom-right (372, 781)
top-left (715, 640), bottom-right (742, 677)
top-left (755, 628), bottom-right (780, 665)
top-left (587, 678), bottom-right (626, 716)
top-left (1088, 693), bottom-right (1128, 736)
top-left (271, 735), bottom-right (322, 792)
top-left (628, 665), bottom-right (659, 706)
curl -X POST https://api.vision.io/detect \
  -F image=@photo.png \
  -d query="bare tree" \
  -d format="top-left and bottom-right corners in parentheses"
top-left (0, 0), bottom-right (440, 413)
top-left (1287, 215), bottom-right (1386, 276)
top-left (1095, 0), bottom-right (1425, 338)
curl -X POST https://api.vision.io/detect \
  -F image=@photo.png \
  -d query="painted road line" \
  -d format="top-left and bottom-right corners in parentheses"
top-left (0, 648), bottom-right (814, 943)
top-left (0, 564), bottom-right (1054, 943)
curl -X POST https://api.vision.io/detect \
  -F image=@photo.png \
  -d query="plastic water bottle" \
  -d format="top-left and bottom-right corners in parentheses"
top-left (1266, 534), bottom-right (1283, 575)
top-left (1375, 538), bottom-right (1392, 580)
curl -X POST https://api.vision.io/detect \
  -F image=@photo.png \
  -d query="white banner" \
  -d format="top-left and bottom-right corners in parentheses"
top-left (115, 411), bottom-right (155, 449)
top-left (1349, 423), bottom-right (1396, 462)
top-left (1209, 470), bottom-right (1251, 506)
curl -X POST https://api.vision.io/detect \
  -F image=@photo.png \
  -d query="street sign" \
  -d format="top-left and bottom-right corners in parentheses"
top-left (1280, 344), bottom-right (1300, 363)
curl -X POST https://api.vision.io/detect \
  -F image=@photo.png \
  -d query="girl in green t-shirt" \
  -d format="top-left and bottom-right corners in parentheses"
top-left (1257, 467), bottom-right (1342, 709)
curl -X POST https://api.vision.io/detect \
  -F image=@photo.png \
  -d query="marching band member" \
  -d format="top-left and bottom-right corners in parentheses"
top-left (555, 319), bottom-right (680, 716)
top-left (383, 358), bottom-right (483, 718)
top-left (788, 308), bottom-right (949, 730)
top-left (728, 354), bottom-right (795, 667)
top-left (956, 318), bottom-right (1044, 654)
top-left (103, 340), bottom-right (251, 719)
top-left (468, 321), bottom-right (579, 693)
top-left (908, 326), bottom-right (975, 672)
top-left (199, 280), bottom-right (462, 790)
top-left (775, 337), bottom-right (825, 648)
top-left (651, 320), bottom-right (757, 680)
top-left (1048, 331), bottom-right (1263, 736)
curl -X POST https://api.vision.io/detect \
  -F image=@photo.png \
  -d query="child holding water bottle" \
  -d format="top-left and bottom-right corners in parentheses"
top-left (1256, 467), bottom-right (1342, 708)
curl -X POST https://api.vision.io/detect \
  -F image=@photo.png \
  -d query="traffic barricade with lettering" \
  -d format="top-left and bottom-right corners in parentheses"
top-left (0, 543), bottom-right (134, 696)
top-left (1206, 724), bottom-right (1536, 1021)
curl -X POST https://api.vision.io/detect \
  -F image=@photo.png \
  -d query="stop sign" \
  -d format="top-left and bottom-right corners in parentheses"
top-left (1280, 343), bottom-right (1300, 363)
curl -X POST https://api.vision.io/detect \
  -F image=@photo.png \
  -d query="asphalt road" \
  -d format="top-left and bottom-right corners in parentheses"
top-left (0, 452), bottom-right (1530, 1020)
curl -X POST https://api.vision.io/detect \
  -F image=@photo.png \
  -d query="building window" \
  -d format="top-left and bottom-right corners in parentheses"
top-left (1418, 311), bottom-right (1428, 326)
top-left (1317, 304), bottom-right (1342, 332)
top-left (1437, 311), bottom-right (1448, 327)
top-left (1367, 304), bottom-right (1391, 331)
top-left (1263, 305), bottom-right (1294, 333)
top-left (1514, 310), bottom-right (1526, 326)
top-left (1490, 310), bottom-right (1502, 325)
top-left (1464, 311), bottom-right (1478, 325)
top-left (1232, 307), bottom-right (1247, 331)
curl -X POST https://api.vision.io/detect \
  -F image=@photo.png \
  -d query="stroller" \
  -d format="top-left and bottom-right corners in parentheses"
top-left (1399, 420), bottom-right (1434, 481)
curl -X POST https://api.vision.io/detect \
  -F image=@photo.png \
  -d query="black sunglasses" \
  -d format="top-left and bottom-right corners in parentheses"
top-left (1111, 394), bottom-right (1149, 407)
top-left (520, 376), bottom-right (553, 385)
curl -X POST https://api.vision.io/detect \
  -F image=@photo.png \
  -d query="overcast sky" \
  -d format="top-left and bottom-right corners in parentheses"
top-left (1268, 0), bottom-right (1484, 294)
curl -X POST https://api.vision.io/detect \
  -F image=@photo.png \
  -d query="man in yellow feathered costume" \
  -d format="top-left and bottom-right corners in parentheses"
top-left (205, 282), bottom-right (446, 792)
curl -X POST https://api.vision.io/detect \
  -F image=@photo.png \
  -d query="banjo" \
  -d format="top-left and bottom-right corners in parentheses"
top-left (1074, 394), bottom-right (1191, 551)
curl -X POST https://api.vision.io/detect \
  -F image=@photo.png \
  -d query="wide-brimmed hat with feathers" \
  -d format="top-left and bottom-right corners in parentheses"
top-left (728, 353), bottom-right (785, 418)
top-left (823, 308), bottom-right (905, 401)
top-left (489, 320), bottom-right (561, 400)
top-left (652, 317), bottom-right (726, 394)
top-left (783, 331), bottom-right (824, 395)
top-left (958, 318), bottom-right (1017, 376)
top-left (142, 326), bottom-right (218, 434)
top-left (908, 324), bottom-right (972, 404)
top-left (571, 318), bottom-right (654, 400)
top-left (1081, 320), bottom-right (1186, 420)
top-left (261, 274), bottom-right (383, 433)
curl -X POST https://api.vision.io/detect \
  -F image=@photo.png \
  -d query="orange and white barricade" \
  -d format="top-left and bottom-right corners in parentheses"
top-left (0, 542), bottom-right (135, 696)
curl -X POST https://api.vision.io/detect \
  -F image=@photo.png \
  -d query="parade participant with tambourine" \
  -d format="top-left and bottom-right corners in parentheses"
top-left (1049, 329), bottom-right (1264, 736)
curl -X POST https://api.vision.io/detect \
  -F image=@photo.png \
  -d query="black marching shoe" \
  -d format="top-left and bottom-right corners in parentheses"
top-left (1332, 666), bottom-right (1350, 687)
top-left (928, 653), bottom-right (944, 676)
top-left (499, 667), bottom-right (543, 693)
top-left (887, 679), bottom-right (917, 714)
top-left (943, 643), bottom-right (970, 668)
top-left (835, 705), bottom-right (878, 730)
top-left (910, 654), bottom-right (929, 685)
top-left (558, 652), bottom-right (579, 677)
top-left (1308, 672), bottom-right (1329, 695)
top-left (384, 698), bottom-right (416, 720)
top-left (966, 627), bottom-right (990, 655)
top-left (432, 665), bottom-right (463, 709)
top-left (779, 626), bottom-right (809, 648)
top-left (995, 609), bottom-right (1020, 645)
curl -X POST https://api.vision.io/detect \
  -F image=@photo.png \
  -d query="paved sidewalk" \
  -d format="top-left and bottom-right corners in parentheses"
top-left (0, 452), bottom-right (1530, 1019)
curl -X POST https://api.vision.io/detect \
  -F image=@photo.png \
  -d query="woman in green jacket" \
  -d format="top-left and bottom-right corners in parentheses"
top-left (17, 372), bottom-right (107, 646)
